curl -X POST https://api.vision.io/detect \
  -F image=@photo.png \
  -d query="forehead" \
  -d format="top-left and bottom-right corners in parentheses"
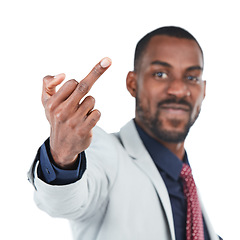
top-left (141, 35), bottom-right (203, 69)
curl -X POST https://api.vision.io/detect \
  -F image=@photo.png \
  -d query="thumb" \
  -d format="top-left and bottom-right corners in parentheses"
top-left (42, 73), bottom-right (66, 106)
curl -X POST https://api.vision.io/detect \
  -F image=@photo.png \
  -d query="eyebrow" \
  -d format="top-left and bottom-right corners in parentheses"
top-left (150, 60), bottom-right (172, 68)
top-left (186, 66), bottom-right (203, 71)
top-left (150, 60), bottom-right (203, 71)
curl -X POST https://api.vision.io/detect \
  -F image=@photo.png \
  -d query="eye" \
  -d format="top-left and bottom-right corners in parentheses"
top-left (153, 72), bottom-right (168, 79)
top-left (186, 75), bottom-right (200, 83)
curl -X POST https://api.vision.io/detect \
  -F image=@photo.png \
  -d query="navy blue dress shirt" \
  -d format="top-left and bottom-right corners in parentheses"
top-left (37, 124), bottom-right (217, 240)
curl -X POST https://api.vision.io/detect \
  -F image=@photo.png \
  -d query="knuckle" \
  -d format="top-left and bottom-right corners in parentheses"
top-left (43, 75), bottom-right (52, 80)
top-left (85, 96), bottom-right (95, 106)
top-left (88, 112), bottom-right (101, 125)
top-left (65, 119), bottom-right (75, 130)
top-left (54, 110), bottom-right (65, 122)
top-left (77, 81), bottom-right (89, 94)
top-left (51, 105), bottom-right (67, 123)
top-left (43, 75), bottom-right (52, 84)
top-left (92, 66), bottom-right (102, 77)
top-left (45, 100), bottom-right (55, 112)
top-left (89, 117), bottom-right (97, 126)
top-left (66, 79), bottom-right (78, 86)
top-left (77, 126), bottom-right (87, 138)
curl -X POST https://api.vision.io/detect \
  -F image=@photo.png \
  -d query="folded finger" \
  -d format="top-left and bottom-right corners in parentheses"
top-left (42, 73), bottom-right (66, 106)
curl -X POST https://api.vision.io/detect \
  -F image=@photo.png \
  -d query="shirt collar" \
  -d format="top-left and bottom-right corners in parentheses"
top-left (134, 121), bottom-right (189, 181)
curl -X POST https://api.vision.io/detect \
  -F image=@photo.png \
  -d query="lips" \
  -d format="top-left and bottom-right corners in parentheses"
top-left (160, 103), bottom-right (191, 112)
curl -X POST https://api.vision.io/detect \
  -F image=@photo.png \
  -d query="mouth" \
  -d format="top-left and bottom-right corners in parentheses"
top-left (159, 103), bottom-right (191, 115)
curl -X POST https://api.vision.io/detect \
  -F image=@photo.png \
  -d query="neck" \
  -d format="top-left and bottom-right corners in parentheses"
top-left (135, 119), bottom-right (186, 160)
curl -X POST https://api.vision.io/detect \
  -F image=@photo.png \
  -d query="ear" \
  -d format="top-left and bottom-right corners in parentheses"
top-left (126, 71), bottom-right (137, 98)
top-left (203, 80), bottom-right (207, 99)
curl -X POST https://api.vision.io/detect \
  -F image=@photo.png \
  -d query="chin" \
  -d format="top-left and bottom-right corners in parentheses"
top-left (151, 120), bottom-right (191, 143)
top-left (154, 129), bottom-right (189, 143)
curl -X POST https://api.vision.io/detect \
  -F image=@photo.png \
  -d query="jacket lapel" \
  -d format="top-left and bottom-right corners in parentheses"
top-left (119, 120), bottom-right (176, 240)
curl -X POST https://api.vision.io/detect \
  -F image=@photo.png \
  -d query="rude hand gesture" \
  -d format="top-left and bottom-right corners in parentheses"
top-left (41, 58), bottom-right (112, 169)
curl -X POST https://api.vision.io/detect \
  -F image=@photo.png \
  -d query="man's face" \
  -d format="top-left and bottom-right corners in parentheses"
top-left (129, 35), bottom-right (206, 143)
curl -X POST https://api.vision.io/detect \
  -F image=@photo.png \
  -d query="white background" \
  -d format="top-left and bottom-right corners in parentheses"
top-left (0, 0), bottom-right (239, 239)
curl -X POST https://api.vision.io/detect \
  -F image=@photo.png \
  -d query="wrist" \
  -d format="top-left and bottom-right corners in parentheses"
top-left (51, 151), bottom-right (79, 170)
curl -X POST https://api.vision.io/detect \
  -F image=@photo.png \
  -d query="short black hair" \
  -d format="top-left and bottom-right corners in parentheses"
top-left (134, 26), bottom-right (203, 72)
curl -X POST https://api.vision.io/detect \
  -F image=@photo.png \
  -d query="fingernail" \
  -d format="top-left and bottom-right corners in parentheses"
top-left (53, 73), bottom-right (64, 78)
top-left (100, 57), bottom-right (112, 68)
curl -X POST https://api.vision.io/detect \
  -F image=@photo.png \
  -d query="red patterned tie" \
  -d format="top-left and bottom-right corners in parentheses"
top-left (180, 163), bottom-right (204, 240)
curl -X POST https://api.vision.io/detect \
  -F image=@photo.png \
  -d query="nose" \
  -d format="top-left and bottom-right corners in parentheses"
top-left (167, 78), bottom-right (190, 99)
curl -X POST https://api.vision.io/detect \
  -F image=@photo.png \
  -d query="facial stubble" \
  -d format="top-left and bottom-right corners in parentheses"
top-left (136, 96), bottom-right (200, 143)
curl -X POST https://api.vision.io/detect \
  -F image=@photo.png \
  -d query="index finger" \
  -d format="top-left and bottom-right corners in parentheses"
top-left (73, 57), bottom-right (112, 101)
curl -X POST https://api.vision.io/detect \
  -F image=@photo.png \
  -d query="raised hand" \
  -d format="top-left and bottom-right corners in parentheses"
top-left (41, 57), bottom-right (112, 169)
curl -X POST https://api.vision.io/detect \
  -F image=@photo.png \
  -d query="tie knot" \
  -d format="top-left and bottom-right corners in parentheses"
top-left (180, 163), bottom-right (192, 179)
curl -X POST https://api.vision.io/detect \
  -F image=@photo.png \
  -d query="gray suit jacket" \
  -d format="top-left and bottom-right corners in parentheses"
top-left (28, 120), bottom-right (219, 240)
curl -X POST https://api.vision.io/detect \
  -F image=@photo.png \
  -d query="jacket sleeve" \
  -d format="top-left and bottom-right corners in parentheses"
top-left (28, 126), bottom-right (119, 221)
